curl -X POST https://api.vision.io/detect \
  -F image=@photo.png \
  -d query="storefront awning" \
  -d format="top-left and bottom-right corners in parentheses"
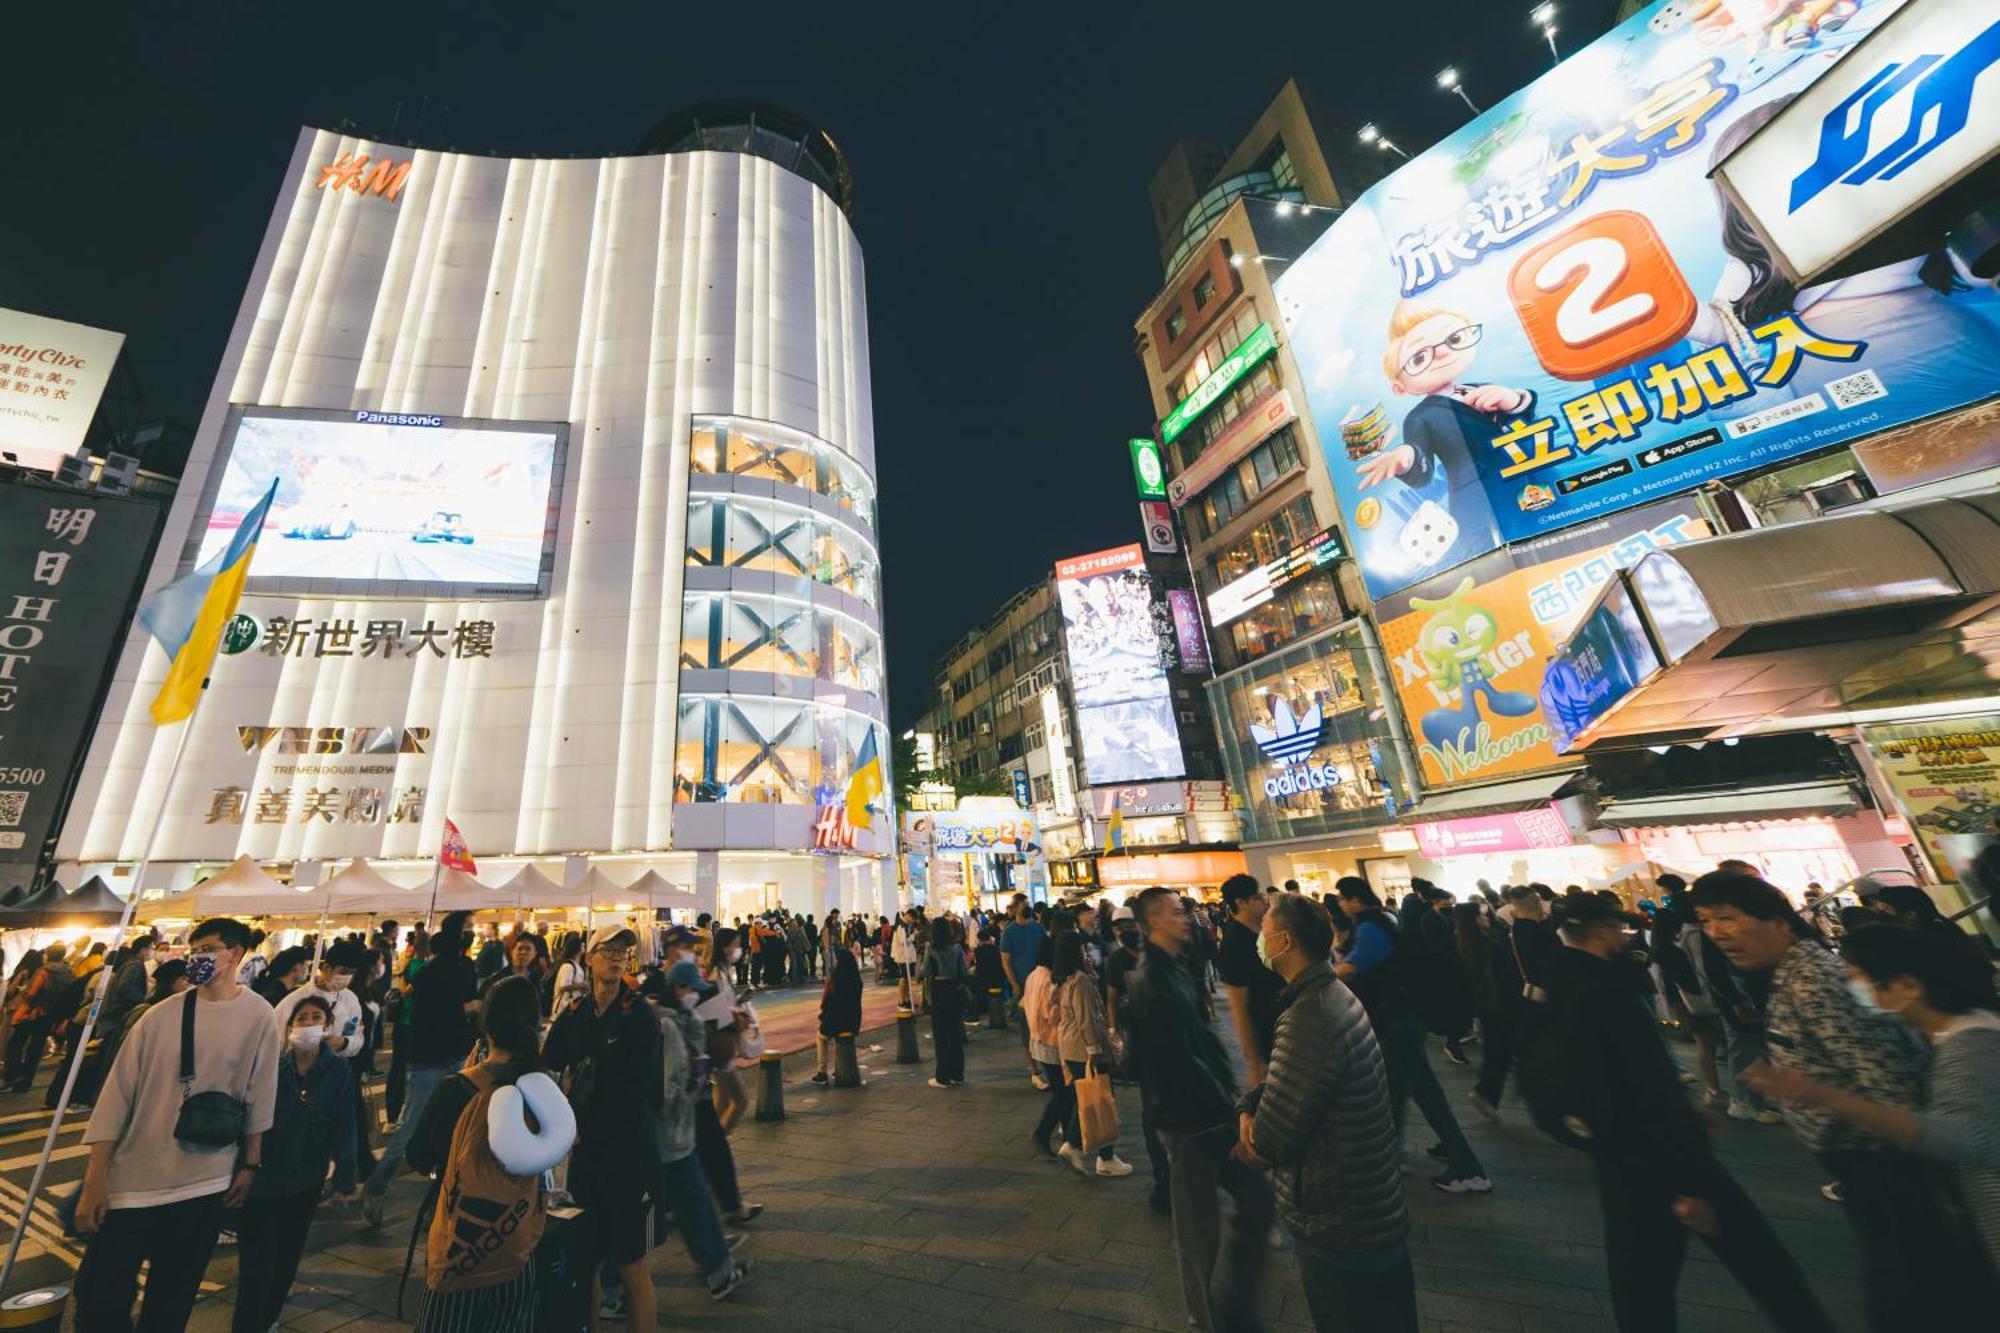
top-left (1400, 770), bottom-right (1584, 823)
top-left (1595, 781), bottom-right (1859, 829)
top-left (1554, 488), bottom-right (2000, 750)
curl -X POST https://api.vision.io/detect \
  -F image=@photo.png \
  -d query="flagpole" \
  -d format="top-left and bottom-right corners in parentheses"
top-left (424, 853), bottom-right (442, 933)
top-left (0, 678), bottom-right (205, 1295)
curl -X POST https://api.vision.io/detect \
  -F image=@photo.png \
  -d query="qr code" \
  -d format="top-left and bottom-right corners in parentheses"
top-left (0, 791), bottom-right (25, 828)
top-left (1826, 369), bottom-right (1887, 409)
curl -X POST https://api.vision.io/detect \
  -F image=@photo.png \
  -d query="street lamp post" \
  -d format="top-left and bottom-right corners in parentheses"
top-left (1358, 123), bottom-right (1409, 159)
top-left (1531, 4), bottom-right (1560, 63)
top-left (1436, 67), bottom-right (1481, 115)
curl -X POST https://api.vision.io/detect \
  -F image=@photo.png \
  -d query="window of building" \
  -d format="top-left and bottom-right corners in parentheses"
top-left (1188, 424), bottom-right (1305, 538)
top-left (1207, 494), bottom-right (1320, 591)
top-left (1172, 308), bottom-right (1264, 404)
top-left (1260, 144), bottom-right (1300, 193)
top-left (1193, 275), bottom-right (1216, 311)
top-left (690, 415), bottom-right (876, 529)
top-left (1221, 569), bottom-right (1344, 669)
top-left (1165, 308), bottom-right (1187, 342)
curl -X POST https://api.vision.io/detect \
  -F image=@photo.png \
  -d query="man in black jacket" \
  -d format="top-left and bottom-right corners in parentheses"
top-left (1239, 894), bottom-right (1415, 1331)
top-left (1549, 893), bottom-right (1831, 1333)
top-left (1127, 887), bottom-right (1273, 1333)
top-left (543, 925), bottom-right (665, 1329)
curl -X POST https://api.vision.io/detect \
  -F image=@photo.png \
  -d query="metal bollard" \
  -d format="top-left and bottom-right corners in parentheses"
top-left (986, 986), bottom-right (1007, 1029)
top-left (895, 1007), bottom-right (920, 1063)
top-left (754, 1050), bottom-right (785, 1121)
top-left (833, 1031), bottom-right (862, 1087)
top-left (0, 1286), bottom-right (70, 1330)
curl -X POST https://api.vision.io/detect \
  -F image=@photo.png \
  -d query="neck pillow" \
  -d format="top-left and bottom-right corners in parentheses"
top-left (487, 1071), bottom-right (575, 1175)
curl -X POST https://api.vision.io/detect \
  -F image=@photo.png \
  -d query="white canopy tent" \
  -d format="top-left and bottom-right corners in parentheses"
top-left (136, 856), bottom-right (317, 923)
top-left (626, 869), bottom-right (699, 910)
top-left (320, 859), bottom-right (419, 916)
top-left (571, 865), bottom-right (633, 911)
top-left (494, 863), bottom-right (566, 905)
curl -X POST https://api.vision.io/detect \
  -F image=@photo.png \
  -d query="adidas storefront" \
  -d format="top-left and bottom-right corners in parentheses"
top-left (1207, 619), bottom-right (1419, 896)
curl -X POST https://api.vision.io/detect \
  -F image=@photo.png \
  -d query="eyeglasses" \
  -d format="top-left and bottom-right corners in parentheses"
top-left (594, 947), bottom-right (635, 962)
top-left (1400, 323), bottom-right (1482, 377)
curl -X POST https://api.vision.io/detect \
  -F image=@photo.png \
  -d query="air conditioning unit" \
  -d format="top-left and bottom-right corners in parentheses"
top-left (54, 450), bottom-right (93, 488)
top-left (97, 452), bottom-right (140, 495)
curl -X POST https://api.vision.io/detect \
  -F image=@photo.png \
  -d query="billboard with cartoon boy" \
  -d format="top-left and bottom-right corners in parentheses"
top-left (1276, 0), bottom-right (2000, 602)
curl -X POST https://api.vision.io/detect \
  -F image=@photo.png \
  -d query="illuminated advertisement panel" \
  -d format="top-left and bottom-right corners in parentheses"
top-left (1054, 544), bottom-right (1186, 785)
top-left (1275, 0), bottom-right (2000, 601)
top-left (1378, 503), bottom-right (1705, 789)
top-left (195, 406), bottom-right (566, 599)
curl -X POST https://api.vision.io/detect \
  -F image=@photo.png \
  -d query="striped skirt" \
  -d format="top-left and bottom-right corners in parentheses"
top-left (415, 1260), bottom-right (537, 1333)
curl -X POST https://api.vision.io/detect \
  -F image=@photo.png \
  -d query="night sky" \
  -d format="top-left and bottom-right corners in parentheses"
top-left (7, 0), bottom-right (1589, 726)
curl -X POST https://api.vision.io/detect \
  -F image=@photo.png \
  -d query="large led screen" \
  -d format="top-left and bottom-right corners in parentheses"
top-left (1274, 0), bottom-right (2000, 603)
top-left (1054, 544), bottom-right (1186, 786)
top-left (196, 407), bottom-right (567, 598)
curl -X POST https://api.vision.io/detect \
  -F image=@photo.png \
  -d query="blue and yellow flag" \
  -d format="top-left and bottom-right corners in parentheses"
top-left (1107, 792), bottom-right (1125, 853)
top-left (844, 728), bottom-right (885, 830)
top-left (137, 479), bottom-right (278, 725)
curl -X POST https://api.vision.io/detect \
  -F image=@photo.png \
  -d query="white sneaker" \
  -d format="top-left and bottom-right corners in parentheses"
top-left (1727, 1100), bottom-right (1761, 1121)
top-left (1094, 1153), bottom-right (1134, 1177)
top-left (927, 1078), bottom-right (951, 1089)
top-left (1058, 1144), bottom-right (1090, 1176)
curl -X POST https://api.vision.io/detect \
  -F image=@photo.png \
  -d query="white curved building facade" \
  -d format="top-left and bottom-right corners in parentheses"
top-left (57, 125), bottom-right (894, 917)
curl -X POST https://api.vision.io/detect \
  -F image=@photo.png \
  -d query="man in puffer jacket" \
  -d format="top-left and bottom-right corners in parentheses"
top-left (1238, 893), bottom-right (1416, 1332)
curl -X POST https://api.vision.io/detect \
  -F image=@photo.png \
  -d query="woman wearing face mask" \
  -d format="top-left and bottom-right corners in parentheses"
top-left (1746, 925), bottom-right (2000, 1281)
top-left (233, 994), bottom-right (360, 1333)
top-left (703, 927), bottom-right (752, 1132)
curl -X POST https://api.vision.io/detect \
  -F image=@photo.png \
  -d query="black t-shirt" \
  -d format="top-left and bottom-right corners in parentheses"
top-left (405, 953), bottom-right (478, 1066)
top-left (1217, 918), bottom-right (1283, 1062)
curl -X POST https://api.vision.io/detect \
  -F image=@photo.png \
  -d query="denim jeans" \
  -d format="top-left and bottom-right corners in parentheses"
top-left (1292, 1238), bottom-right (1418, 1333)
top-left (364, 1062), bottom-right (448, 1197)
top-left (656, 1151), bottom-right (734, 1284)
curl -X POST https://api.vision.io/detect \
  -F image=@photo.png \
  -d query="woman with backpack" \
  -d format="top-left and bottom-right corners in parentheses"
top-left (233, 993), bottom-right (360, 1333)
top-left (410, 974), bottom-right (567, 1332)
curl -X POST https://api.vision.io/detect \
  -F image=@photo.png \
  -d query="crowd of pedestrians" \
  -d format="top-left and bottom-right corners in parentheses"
top-left (4, 861), bottom-right (1994, 1332)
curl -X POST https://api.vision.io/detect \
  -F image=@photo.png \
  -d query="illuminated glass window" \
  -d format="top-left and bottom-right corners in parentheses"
top-left (690, 415), bottom-right (877, 529)
top-left (684, 494), bottom-right (880, 607)
top-left (673, 697), bottom-right (885, 808)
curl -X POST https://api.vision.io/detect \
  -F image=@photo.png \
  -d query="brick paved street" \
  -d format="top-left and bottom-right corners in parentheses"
top-left (24, 996), bottom-right (1863, 1332)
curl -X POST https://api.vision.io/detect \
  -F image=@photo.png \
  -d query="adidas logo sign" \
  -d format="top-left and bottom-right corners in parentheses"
top-left (1250, 698), bottom-right (1342, 799)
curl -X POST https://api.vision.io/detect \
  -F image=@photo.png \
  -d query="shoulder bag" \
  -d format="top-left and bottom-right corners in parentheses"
top-left (173, 991), bottom-right (249, 1148)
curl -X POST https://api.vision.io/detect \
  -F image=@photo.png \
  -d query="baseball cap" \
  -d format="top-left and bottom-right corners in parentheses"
top-left (664, 960), bottom-right (703, 990)
top-left (1111, 904), bottom-right (1136, 922)
top-left (662, 924), bottom-right (697, 948)
top-left (587, 925), bottom-right (637, 954)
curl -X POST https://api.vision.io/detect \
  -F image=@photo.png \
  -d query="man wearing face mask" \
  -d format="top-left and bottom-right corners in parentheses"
top-left (1236, 894), bottom-right (1415, 1331)
top-left (74, 917), bottom-right (280, 1332)
top-left (271, 938), bottom-right (371, 1060)
top-left (1551, 888), bottom-right (1833, 1333)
